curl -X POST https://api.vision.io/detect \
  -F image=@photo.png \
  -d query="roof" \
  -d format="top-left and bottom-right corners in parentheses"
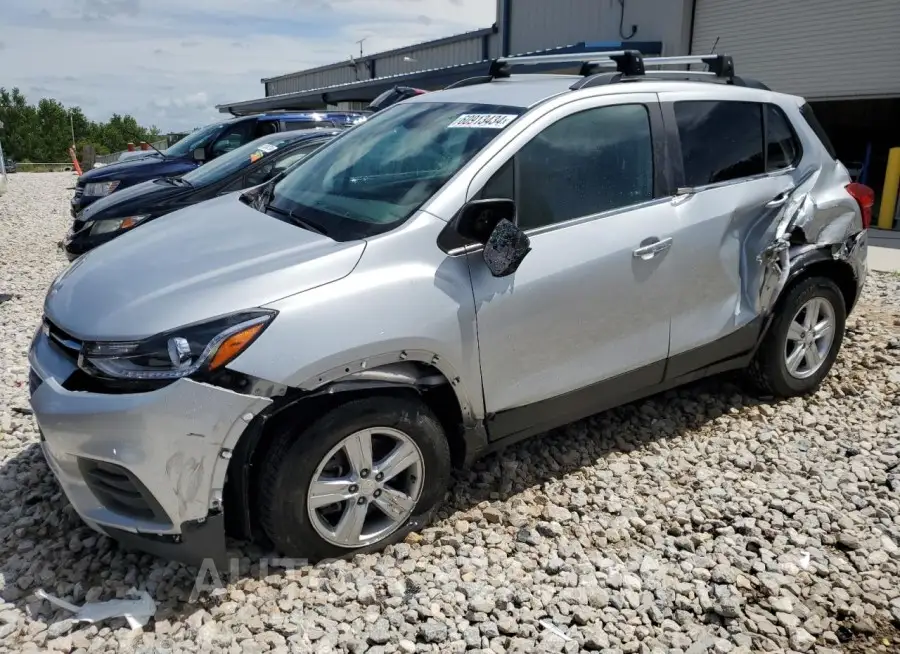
top-left (403, 74), bottom-right (581, 108)
top-left (258, 128), bottom-right (341, 143)
top-left (242, 110), bottom-right (367, 121)
top-left (218, 40), bottom-right (664, 115)
top-left (408, 75), bottom-right (789, 109)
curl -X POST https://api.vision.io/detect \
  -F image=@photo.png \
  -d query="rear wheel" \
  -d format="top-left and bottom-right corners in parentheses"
top-left (257, 395), bottom-right (451, 560)
top-left (748, 276), bottom-right (846, 397)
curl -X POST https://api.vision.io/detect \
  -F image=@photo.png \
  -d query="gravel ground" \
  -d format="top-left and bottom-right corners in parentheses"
top-left (0, 172), bottom-right (898, 654)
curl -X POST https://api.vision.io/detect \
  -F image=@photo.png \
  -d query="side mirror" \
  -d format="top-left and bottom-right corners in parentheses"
top-left (483, 219), bottom-right (531, 277)
top-left (192, 147), bottom-right (206, 162)
top-left (455, 198), bottom-right (516, 243)
top-left (438, 198), bottom-right (531, 275)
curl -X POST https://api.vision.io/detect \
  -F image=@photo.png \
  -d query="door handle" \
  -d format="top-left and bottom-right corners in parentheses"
top-left (766, 188), bottom-right (795, 208)
top-left (633, 237), bottom-right (673, 260)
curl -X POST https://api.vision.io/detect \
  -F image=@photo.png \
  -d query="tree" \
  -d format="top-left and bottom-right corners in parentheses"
top-left (0, 87), bottom-right (161, 162)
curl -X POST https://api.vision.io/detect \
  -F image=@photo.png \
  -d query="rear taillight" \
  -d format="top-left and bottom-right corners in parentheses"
top-left (846, 182), bottom-right (875, 229)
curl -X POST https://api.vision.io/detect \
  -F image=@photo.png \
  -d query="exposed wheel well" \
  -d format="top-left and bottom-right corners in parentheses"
top-left (222, 364), bottom-right (468, 542)
top-left (786, 257), bottom-right (859, 314)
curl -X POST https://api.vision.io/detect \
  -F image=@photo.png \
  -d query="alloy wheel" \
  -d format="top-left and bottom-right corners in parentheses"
top-left (306, 427), bottom-right (425, 548)
top-left (783, 296), bottom-right (836, 380)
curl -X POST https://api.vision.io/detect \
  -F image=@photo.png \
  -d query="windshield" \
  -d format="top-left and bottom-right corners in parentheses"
top-left (164, 122), bottom-right (225, 158)
top-left (268, 102), bottom-right (526, 240)
top-left (182, 133), bottom-right (311, 186)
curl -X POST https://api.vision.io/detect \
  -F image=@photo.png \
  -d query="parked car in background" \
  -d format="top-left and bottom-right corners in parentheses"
top-left (3, 157), bottom-right (16, 173)
top-left (368, 85), bottom-right (428, 112)
top-left (70, 111), bottom-right (367, 216)
top-left (29, 52), bottom-right (871, 567)
top-left (64, 129), bottom-right (338, 260)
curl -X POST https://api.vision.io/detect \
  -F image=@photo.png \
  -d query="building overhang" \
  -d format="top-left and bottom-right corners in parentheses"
top-left (217, 41), bottom-right (662, 115)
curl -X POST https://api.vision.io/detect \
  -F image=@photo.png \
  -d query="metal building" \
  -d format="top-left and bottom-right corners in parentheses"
top-left (219, 0), bottom-right (900, 113)
top-left (217, 0), bottom-right (685, 115)
top-left (216, 0), bottom-right (900, 224)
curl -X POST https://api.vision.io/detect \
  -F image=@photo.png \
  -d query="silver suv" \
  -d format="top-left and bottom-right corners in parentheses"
top-left (29, 52), bottom-right (872, 566)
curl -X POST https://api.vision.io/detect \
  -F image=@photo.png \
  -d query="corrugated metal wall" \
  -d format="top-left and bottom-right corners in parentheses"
top-left (264, 32), bottom-right (499, 97)
top-left (691, 0), bottom-right (900, 100)
top-left (266, 65), bottom-right (358, 96)
top-left (507, 0), bottom-right (692, 55)
top-left (377, 35), bottom-right (487, 77)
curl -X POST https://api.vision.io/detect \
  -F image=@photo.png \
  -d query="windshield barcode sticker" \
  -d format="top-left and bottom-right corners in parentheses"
top-left (257, 143), bottom-right (278, 153)
top-left (448, 114), bottom-right (518, 129)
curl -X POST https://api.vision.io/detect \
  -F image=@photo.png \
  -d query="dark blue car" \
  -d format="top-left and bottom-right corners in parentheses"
top-left (71, 111), bottom-right (367, 216)
top-left (65, 129), bottom-right (340, 259)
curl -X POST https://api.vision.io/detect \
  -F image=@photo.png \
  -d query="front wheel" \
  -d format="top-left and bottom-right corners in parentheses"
top-left (748, 276), bottom-right (846, 397)
top-left (257, 395), bottom-right (451, 561)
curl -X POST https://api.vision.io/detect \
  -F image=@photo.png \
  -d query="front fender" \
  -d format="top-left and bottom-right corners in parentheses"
top-left (228, 211), bottom-right (485, 420)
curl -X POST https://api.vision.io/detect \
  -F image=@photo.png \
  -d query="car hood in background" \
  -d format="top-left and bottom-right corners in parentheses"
top-left (78, 156), bottom-right (197, 183)
top-left (45, 193), bottom-right (366, 340)
top-left (78, 178), bottom-right (195, 221)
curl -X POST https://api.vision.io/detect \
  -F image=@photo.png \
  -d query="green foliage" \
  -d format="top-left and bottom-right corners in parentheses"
top-left (0, 88), bottom-right (160, 162)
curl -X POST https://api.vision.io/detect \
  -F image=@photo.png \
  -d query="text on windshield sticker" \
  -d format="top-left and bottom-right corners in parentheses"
top-left (448, 114), bottom-right (518, 129)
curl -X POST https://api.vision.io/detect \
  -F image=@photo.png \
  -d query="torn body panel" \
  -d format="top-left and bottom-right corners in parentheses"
top-left (756, 158), bottom-right (865, 317)
top-left (29, 327), bottom-right (272, 537)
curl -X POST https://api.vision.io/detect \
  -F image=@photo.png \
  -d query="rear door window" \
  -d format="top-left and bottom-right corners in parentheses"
top-left (210, 120), bottom-right (256, 158)
top-left (255, 120), bottom-right (279, 138)
top-left (765, 104), bottom-right (801, 171)
top-left (674, 101), bottom-right (764, 187)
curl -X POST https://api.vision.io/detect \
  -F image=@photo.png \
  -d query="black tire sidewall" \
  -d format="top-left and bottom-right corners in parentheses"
top-left (765, 277), bottom-right (846, 396)
top-left (259, 395), bottom-right (451, 561)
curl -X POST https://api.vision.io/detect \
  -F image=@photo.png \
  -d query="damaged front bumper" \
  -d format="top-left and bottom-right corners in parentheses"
top-left (28, 327), bottom-right (272, 567)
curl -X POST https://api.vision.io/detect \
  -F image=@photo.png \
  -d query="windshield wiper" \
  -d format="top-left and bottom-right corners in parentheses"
top-left (264, 203), bottom-right (328, 236)
top-left (157, 176), bottom-right (192, 187)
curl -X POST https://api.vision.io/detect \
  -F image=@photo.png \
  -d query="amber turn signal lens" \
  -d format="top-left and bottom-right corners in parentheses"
top-left (208, 323), bottom-right (265, 371)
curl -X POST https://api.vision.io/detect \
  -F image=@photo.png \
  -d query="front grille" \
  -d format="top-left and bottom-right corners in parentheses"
top-left (43, 319), bottom-right (82, 363)
top-left (79, 459), bottom-right (169, 523)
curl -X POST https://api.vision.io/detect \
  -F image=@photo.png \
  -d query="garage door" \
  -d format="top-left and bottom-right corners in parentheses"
top-left (691, 0), bottom-right (900, 100)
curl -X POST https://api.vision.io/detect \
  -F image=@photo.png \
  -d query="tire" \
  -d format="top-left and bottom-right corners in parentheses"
top-left (748, 276), bottom-right (846, 397)
top-left (257, 395), bottom-right (451, 561)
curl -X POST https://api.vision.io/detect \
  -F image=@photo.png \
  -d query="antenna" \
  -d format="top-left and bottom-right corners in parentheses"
top-left (709, 36), bottom-right (720, 54)
top-left (355, 37), bottom-right (368, 58)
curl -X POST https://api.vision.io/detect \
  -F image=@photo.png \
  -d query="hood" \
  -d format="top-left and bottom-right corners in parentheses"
top-left (79, 178), bottom-right (194, 221)
top-left (79, 156), bottom-right (198, 183)
top-left (45, 193), bottom-right (366, 340)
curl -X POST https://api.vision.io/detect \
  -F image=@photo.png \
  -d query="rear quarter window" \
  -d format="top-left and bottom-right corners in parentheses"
top-left (765, 104), bottom-right (802, 171)
top-left (799, 103), bottom-right (837, 159)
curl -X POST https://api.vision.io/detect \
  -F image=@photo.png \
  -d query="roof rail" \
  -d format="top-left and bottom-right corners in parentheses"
top-left (489, 49), bottom-right (646, 77)
top-left (643, 54), bottom-right (734, 79)
top-left (446, 50), bottom-right (645, 91)
top-left (445, 50), bottom-right (770, 93)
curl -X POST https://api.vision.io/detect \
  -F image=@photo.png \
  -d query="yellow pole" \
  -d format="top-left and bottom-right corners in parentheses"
top-left (877, 147), bottom-right (900, 229)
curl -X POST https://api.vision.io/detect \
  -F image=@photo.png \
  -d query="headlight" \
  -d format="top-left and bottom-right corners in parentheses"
top-left (80, 310), bottom-right (275, 380)
top-left (89, 215), bottom-right (150, 235)
top-left (84, 181), bottom-right (121, 196)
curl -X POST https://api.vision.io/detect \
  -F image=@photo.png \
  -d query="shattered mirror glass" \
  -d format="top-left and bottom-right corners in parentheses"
top-left (483, 219), bottom-right (531, 277)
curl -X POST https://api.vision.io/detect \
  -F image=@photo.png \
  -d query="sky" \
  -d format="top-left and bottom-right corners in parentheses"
top-left (1, 0), bottom-right (496, 132)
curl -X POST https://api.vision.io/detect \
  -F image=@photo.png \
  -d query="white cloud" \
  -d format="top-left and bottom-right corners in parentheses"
top-left (1, 0), bottom-right (496, 131)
